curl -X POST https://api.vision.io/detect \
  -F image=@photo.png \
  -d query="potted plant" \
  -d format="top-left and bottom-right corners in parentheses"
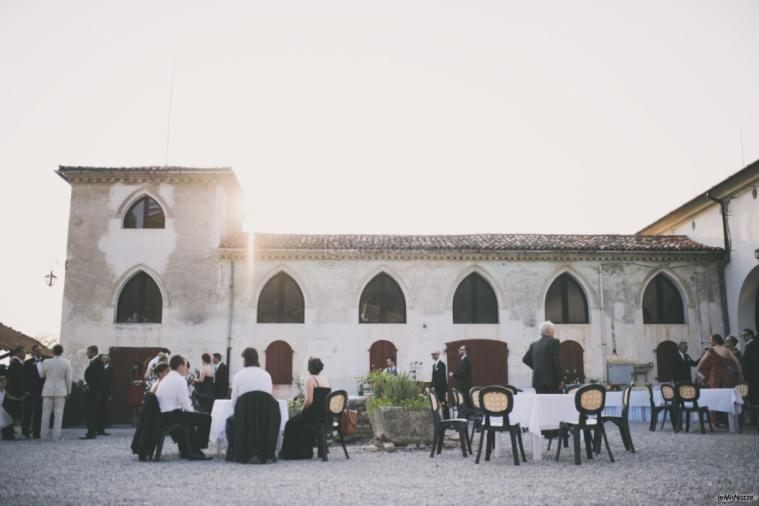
top-left (363, 372), bottom-right (433, 445)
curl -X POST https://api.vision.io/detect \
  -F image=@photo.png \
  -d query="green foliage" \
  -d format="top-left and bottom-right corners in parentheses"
top-left (288, 375), bottom-right (305, 417)
top-left (363, 371), bottom-right (427, 412)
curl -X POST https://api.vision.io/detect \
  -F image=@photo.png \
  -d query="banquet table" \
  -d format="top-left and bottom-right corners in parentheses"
top-left (208, 399), bottom-right (289, 454)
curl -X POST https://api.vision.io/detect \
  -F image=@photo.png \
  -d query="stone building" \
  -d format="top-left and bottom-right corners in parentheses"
top-left (56, 166), bottom-right (725, 421)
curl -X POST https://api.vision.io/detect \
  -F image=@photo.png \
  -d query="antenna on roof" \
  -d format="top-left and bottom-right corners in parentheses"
top-left (164, 60), bottom-right (176, 167)
top-left (739, 128), bottom-right (745, 168)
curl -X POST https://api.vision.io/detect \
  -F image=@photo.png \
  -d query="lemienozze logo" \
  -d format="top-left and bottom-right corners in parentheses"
top-left (716, 494), bottom-right (758, 503)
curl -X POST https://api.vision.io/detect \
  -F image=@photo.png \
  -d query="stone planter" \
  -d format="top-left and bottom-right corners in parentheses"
top-left (368, 406), bottom-right (434, 445)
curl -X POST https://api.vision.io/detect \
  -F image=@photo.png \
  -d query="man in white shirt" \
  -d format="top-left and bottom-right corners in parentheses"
top-left (40, 344), bottom-right (72, 440)
top-left (155, 355), bottom-right (212, 460)
top-left (231, 348), bottom-right (273, 406)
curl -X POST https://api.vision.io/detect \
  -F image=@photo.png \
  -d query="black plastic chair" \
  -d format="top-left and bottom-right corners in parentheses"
top-left (449, 388), bottom-right (465, 419)
top-left (154, 424), bottom-right (192, 461)
top-left (734, 384), bottom-right (753, 433)
top-left (475, 386), bottom-right (526, 465)
top-left (427, 390), bottom-right (470, 458)
top-left (556, 384), bottom-right (614, 465)
top-left (314, 390), bottom-right (350, 461)
top-left (598, 386), bottom-right (635, 453)
top-left (649, 383), bottom-right (678, 432)
top-left (468, 386), bottom-right (483, 447)
top-left (676, 382), bottom-right (713, 434)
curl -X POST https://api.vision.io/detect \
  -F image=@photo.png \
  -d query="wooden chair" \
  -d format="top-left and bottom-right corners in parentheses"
top-left (427, 390), bottom-right (470, 458)
top-left (475, 386), bottom-right (526, 465)
top-left (598, 386), bottom-right (635, 453)
top-left (314, 390), bottom-right (350, 461)
top-left (555, 384), bottom-right (614, 465)
top-left (649, 383), bottom-right (678, 432)
top-left (675, 382), bottom-right (713, 434)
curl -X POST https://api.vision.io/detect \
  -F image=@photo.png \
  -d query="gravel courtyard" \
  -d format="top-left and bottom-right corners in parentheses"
top-left (1, 423), bottom-right (757, 506)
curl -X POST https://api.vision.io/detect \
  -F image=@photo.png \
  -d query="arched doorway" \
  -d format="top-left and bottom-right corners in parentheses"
top-left (369, 340), bottom-right (397, 373)
top-left (265, 340), bottom-right (294, 385)
top-left (445, 339), bottom-right (508, 387)
top-left (737, 265), bottom-right (759, 334)
top-left (559, 340), bottom-right (585, 383)
top-left (655, 340), bottom-right (678, 382)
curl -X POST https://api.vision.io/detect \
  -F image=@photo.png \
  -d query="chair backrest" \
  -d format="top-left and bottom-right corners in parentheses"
top-left (735, 383), bottom-right (749, 399)
top-left (676, 382), bottom-right (700, 403)
top-left (621, 386), bottom-right (632, 419)
top-left (660, 383), bottom-right (675, 402)
top-left (479, 385), bottom-right (514, 419)
top-left (574, 384), bottom-right (606, 416)
top-left (427, 389), bottom-right (443, 423)
top-left (469, 387), bottom-right (482, 410)
top-left (326, 390), bottom-right (348, 418)
top-left (448, 388), bottom-right (460, 409)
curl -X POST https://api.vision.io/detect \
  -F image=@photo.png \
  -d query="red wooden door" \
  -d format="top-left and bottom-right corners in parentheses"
top-left (108, 346), bottom-right (163, 425)
top-left (265, 340), bottom-right (294, 385)
top-left (446, 339), bottom-right (508, 388)
top-left (656, 340), bottom-right (678, 382)
top-left (559, 340), bottom-right (585, 383)
top-left (369, 340), bottom-right (397, 373)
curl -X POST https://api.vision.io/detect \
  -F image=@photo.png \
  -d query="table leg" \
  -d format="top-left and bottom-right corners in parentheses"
top-left (728, 413), bottom-right (737, 433)
top-left (531, 432), bottom-right (542, 461)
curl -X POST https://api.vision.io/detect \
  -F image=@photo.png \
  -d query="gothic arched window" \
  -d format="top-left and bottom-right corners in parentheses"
top-left (257, 272), bottom-right (305, 323)
top-left (545, 273), bottom-right (589, 324)
top-left (643, 274), bottom-right (685, 324)
top-left (123, 196), bottom-right (165, 229)
top-left (359, 273), bottom-right (406, 323)
top-left (116, 271), bottom-right (163, 323)
top-left (452, 272), bottom-right (499, 323)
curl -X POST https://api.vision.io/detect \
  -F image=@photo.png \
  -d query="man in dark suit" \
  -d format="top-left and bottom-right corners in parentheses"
top-left (450, 345), bottom-right (472, 409)
top-left (5, 347), bottom-right (26, 437)
top-left (102, 354), bottom-right (112, 428)
top-left (22, 344), bottom-right (45, 438)
top-left (212, 353), bottom-right (229, 399)
top-left (81, 345), bottom-right (108, 439)
top-left (741, 329), bottom-right (759, 405)
top-left (672, 341), bottom-right (701, 384)
top-left (430, 350), bottom-right (449, 418)
top-left (522, 321), bottom-right (562, 394)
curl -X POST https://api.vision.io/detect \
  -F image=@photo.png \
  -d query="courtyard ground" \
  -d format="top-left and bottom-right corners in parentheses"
top-left (0, 423), bottom-right (757, 505)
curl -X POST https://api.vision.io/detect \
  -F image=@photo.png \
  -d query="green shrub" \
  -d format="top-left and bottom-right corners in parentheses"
top-left (363, 371), bottom-right (427, 412)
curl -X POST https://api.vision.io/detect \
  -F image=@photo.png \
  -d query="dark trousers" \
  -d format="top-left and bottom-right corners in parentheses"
top-left (22, 394), bottom-right (42, 438)
top-left (535, 385), bottom-right (561, 394)
top-left (161, 410), bottom-right (211, 454)
top-left (85, 392), bottom-right (105, 435)
top-left (434, 389), bottom-right (450, 419)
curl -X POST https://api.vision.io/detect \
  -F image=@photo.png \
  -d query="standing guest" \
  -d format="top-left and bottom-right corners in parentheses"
top-left (193, 353), bottom-right (215, 412)
top-left (1, 375), bottom-right (22, 440)
top-left (279, 357), bottom-right (330, 460)
top-left (725, 336), bottom-right (742, 384)
top-left (39, 344), bottom-right (72, 441)
top-left (430, 350), bottom-right (449, 419)
top-left (155, 355), bottom-right (212, 460)
top-left (102, 354), bottom-right (112, 428)
top-left (22, 344), bottom-right (45, 439)
top-left (212, 353), bottom-right (229, 399)
top-left (697, 334), bottom-right (743, 388)
top-left (672, 341), bottom-right (701, 383)
top-left (230, 348), bottom-right (273, 405)
top-left (383, 358), bottom-right (398, 375)
top-left (80, 345), bottom-right (108, 439)
top-left (741, 329), bottom-right (758, 405)
top-left (127, 362), bottom-right (145, 426)
top-left (5, 347), bottom-right (26, 436)
top-left (450, 345), bottom-right (472, 409)
top-left (522, 321), bottom-right (562, 394)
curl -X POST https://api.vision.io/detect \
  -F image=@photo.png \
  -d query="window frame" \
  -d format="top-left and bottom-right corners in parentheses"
top-left (358, 273), bottom-right (407, 324)
top-left (545, 273), bottom-right (589, 324)
top-left (115, 271), bottom-right (163, 324)
top-left (256, 272), bottom-right (305, 324)
top-left (642, 274), bottom-right (685, 324)
top-left (452, 272), bottom-right (499, 324)
top-left (123, 196), bottom-right (166, 229)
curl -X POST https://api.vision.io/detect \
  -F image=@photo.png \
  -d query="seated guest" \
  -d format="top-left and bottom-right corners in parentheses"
top-left (155, 355), bottom-right (212, 460)
top-left (193, 353), bottom-right (215, 412)
top-left (279, 357), bottom-right (331, 460)
top-left (231, 348), bottom-right (273, 405)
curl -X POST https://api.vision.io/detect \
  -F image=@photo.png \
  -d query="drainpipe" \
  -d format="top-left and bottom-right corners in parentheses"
top-left (598, 265), bottom-right (608, 382)
top-left (226, 259), bottom-right (235, 367)
top-left (706, 192), bottom-right (731, 336)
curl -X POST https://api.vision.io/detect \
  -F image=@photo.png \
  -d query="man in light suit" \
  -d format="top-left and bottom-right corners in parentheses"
top-left (40, 344), bottom-right (72, 440)
top-left (522, 321), bottom-right (563, 394)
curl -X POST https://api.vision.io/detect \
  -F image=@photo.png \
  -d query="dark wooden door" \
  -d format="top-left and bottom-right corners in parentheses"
top-left (560, 340), bottom-right (585, 383)
top-left (108, 346), bottom-right (162, 425)
top-left (655, 340), bottom-right (678, 382)
top-left (369, 340), bottom-right (397, 373)
top-left (446, 339), bottom-right (508, 388)
top-left (265, 340), bottom-right (294, 385)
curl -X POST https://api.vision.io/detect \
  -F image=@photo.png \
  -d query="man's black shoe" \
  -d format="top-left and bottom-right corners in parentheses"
top-left (79, 434), bottom-right (97, 440)
top-left (97, 432), bottom-right (111, 436)
top-left (188, 451), bottom-right (212, 461)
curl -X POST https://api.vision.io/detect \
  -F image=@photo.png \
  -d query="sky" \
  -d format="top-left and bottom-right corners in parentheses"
top-left (1, 0), bottom-right (758, 342)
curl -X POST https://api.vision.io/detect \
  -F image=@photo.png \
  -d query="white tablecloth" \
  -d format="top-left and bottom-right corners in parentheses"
top-left (601, 388), bottom-right (744, 423)
top-left (209, 399), bottom-right (289, 452)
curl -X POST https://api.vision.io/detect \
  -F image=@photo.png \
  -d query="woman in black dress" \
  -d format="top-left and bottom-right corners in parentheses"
top-left (279, 357), bottom-right (331, 460)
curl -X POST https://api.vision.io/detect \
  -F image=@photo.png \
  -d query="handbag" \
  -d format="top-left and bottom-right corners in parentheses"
top-left (339, 409), bottom-right (358, 436)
